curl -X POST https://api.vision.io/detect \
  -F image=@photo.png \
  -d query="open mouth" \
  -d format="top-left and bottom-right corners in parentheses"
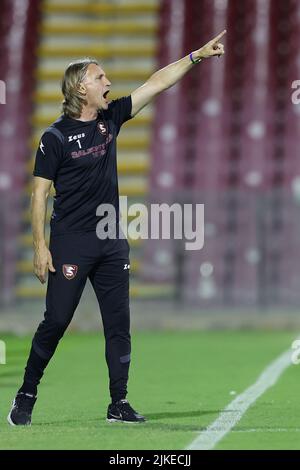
top-left (103, 90), bottom-right (110, 101)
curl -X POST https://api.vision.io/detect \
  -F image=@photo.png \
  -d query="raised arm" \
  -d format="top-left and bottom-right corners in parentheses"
top-left (31, 176), bottom-right (56, 283)
top-left (131, 30), bottom-right (226, 117)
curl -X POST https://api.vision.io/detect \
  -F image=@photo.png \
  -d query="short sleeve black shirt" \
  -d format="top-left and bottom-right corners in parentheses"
top-left (33, 96), bottom-right (132, 235)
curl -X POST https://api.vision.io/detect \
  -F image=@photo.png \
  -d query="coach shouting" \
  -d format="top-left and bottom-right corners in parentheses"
top-left (8, 31), bottom-right (226, 426)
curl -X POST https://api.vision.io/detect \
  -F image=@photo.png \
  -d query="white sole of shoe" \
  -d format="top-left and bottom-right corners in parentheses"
top-left (7, 399), bottom-right (16, 426)
top-left (7, 399), bottom-right (31, 426)
top-left (106, 418), bottom-right (145, 424)
top-left (7, 412), bottom-right (16, 426)
top-left (7, 412), bottom-right (31, 426)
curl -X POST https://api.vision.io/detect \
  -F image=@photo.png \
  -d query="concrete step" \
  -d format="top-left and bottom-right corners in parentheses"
top-left (27, 155), bottom-right (149, 176)
top-left (19, 231), bottom-right (142, 248)
top-left (34, 88), bottom-right (128, 102)
top-left (35, 68), bottom-right (151, 82)
top-left (30, 134), bottom-right (150, 151)
top-left (42, 22), bottom-right (156, 37)
top-left (31, 113), bottom-right (151, 128)
top-left (38, 43), bottom-right (155, 58)
top-left (25, 177), bottom-right (148, 198)
top-left (15, 282), bottom-right (173, 300)
top-left (43, 2), bottom-right (158, 16)
top-left (16, 258), bottom-right (140, 274)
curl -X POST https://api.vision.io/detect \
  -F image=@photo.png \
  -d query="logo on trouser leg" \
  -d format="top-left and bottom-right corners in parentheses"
top-left (62, 264), bottom-right (78, 280)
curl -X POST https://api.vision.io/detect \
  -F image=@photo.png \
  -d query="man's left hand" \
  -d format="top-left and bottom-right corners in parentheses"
top-left (196, 30), bottom-right (226, 60)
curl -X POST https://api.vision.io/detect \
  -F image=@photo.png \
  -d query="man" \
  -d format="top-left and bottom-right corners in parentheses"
top-left (8, 31), bottom-right (225, 426)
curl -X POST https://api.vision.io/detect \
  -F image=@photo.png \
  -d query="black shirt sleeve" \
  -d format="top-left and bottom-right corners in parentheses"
top-left (107, 95), bottom-right (132, 135)
top-left (33, 131), bottom-right (63, 181)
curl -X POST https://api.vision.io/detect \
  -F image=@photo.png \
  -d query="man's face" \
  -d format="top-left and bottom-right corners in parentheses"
top-left (80, 63), bottom-right (111, 111)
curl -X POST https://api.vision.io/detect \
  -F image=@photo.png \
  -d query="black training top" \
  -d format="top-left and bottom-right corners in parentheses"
top-left (33, 96), bottom-right (132, 235)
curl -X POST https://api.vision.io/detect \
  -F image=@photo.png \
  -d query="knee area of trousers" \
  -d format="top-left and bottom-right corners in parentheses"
top-left (45, 318), bottom-right (69, 336)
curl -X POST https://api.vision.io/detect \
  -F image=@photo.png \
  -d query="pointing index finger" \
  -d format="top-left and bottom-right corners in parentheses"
top-left (212, 30), bottom-right (227, 44)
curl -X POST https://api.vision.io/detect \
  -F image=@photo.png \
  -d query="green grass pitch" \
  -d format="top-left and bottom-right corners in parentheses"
top-left (0, 330), bottom-right (299, 450)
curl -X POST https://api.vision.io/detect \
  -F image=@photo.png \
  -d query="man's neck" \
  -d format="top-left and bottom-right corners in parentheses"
top-left (77, 106), bottom-right (99, 122)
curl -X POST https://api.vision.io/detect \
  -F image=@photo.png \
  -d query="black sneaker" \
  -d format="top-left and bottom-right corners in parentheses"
top-left (107, 399), bottom-right (146, 423)
top-left (7, 392), bottom-right (37, 426)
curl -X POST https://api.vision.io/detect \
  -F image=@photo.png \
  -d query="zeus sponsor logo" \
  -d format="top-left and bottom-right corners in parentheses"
top-left (68, 133), bottom-right (85, 142)
top-left (69, 133), bottom-right (86, 149)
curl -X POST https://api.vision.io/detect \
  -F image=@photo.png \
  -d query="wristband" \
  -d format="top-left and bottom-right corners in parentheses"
top-left (189, 52), bottom-right (201, 64)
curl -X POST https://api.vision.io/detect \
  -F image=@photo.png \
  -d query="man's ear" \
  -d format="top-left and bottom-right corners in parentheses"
top-left (78, 83), bottom-right (86, 95)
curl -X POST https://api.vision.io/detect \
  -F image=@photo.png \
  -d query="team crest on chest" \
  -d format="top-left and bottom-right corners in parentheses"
top-left (62, 264), bottom-right (78, 280)
top-left (98, 121), bottom-right (107, 135)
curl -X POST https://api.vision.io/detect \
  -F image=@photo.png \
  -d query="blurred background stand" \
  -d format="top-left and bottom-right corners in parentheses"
top-left (1, 0), bottom-right (300, 330)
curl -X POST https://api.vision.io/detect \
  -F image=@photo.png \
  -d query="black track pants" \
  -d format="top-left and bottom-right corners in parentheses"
top-left (30, 231), bottom-right (131, 402)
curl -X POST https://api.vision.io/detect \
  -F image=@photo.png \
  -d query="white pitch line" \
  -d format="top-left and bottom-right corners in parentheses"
top-left (185, 348), bottom-right (292, 450)
top-left (231, 428), bottom-right (300, 433)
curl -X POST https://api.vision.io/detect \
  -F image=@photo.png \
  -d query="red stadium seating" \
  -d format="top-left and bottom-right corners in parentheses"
top-left (146, 0), bottom-right (300, 307)
top-left (0, 0), bottom-right (41, 304)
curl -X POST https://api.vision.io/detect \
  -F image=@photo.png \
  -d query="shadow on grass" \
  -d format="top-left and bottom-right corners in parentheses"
top-left (0, 370), bottom-right (23, 378)
top-left (6, 348), bottom-right (31, 357)
top-left (145, 410), bottom-right (228, 420)
top-left (0, 382), bottom-right (19, 388)
top-left (33, 409), bottom-right (234, 432)
top-left (33, 420), bottom-right (207, 432)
